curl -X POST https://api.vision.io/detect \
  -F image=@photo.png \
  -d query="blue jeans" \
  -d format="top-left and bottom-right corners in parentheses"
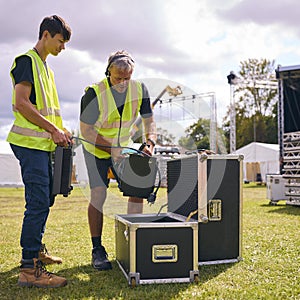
top-left (10, 144), bottom-right (53, 259)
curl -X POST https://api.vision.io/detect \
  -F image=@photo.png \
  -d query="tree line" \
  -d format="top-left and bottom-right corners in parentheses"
top-left (176, 58), bottom-right (278, 153)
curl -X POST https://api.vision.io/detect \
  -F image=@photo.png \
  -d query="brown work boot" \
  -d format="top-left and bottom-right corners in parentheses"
top-left (38, 243), bottom-right (62, 265)
top-left (18, 258), bottom-right (67, 288)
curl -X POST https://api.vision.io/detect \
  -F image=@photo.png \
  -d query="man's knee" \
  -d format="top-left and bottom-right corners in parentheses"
top-left (90, 186), bottom-right (107, 210)
top-left (128, 197), bottom-right (143, 204)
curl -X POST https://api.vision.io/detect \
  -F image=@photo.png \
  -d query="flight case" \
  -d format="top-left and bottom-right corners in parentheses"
top-left (167, 153), bottom-right (243, 265)
top-left (117, 154), bottom-right (157, 199)
top-left (115, 213), bottom-right (199, 286)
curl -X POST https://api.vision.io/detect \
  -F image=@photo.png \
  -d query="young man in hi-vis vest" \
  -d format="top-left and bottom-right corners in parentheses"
top-left (7, 15), bottom-right (72, 288)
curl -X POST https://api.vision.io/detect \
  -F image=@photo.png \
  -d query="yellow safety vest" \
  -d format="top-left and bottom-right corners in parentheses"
top-left (82, 78), bottom-right (143, 159)
top-left (7, 49), bottom-right (63, 152)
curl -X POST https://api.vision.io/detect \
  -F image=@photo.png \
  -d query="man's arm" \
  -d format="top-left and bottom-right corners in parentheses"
top-left (142, 115), bottom-right (157, 154)
top-left (80, 121), bottom-right (111, 153)
top-left (14, 82), bottom-right (70, 147)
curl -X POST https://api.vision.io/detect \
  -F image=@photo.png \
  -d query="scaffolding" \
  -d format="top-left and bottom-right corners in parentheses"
top-left (155, 91), bottom-right (219, 152)
top-left (275, 64), bottom-right (300, 206)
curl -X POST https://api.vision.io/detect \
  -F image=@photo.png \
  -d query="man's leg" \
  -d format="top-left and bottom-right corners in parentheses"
top-left (10, 145), bottom-right (66, 288)
top-left (10, 145), bottom-right (51, 260)
top-left (88, 186), bottom-right (107, 239)
top-left (83, 147), bottom-right (113, 271)
top-left (38, 153), bottom-right (62, 265)
top-left (89, 186), bottom-right (112, 270)
top-left (127, 197), bottom-right (144, 214)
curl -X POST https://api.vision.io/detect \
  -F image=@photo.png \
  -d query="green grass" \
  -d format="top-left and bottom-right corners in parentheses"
top-left (0, 183), bottom-right (299, 300)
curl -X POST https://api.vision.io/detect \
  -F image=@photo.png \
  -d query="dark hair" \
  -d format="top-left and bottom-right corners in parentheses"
top-left (39, 15), bottom-right (71, 41)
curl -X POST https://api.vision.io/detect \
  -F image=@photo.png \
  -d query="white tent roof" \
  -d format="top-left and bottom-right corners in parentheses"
top-left (0, 140), bottom-right (14, 154)
top-left (234, 142), bottom-right (279, 163)
top-left (73, 144), bottom-right (89, 184)
top-left (0, 140), bottom-right (23, 186)
top-left (234, 142), bottom-right (280, 181)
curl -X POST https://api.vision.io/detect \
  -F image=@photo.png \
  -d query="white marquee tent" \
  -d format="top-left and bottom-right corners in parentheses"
top-left (73, 144), bottom-right (89, 184)
top-left (0, 140), bottom-right (23, 186)
top-left (0, 141), bottom-right (88, 187)
top-left (234, 142), bottom-right (280, 182)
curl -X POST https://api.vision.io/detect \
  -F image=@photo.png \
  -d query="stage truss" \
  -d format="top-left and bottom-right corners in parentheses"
top-left (153, 91), bottom-right (226, 153)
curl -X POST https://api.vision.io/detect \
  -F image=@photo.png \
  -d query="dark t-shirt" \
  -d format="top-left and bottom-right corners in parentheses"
top-left (11, 55), bottom-right (37, 104)
top-left (80, 81), bottom-right (153, 125)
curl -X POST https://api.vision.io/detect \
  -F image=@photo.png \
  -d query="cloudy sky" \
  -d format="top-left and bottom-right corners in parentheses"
top-left (1, 0), bottom-right (300, 143)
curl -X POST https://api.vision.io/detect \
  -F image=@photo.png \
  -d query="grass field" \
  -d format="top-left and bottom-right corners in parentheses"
top-left (0, 183), bottom-right (299, 300)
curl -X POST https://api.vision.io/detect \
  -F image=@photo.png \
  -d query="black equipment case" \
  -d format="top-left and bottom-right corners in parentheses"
top-left (52, 146), bottom-right (73, 197)
top-left (167, 153), bottom-right (243, 265)
top-left (115, 213), bottom-right (199, 286)
top-left (117, 154), bottom-right (157, 199)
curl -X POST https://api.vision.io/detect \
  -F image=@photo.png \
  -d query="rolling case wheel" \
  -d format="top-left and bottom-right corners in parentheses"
top-left (130, 277), bottom-right (136, 287)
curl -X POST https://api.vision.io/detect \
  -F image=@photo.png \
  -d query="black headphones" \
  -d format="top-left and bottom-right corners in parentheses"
top-left (105, 54), bottom-right (135, 77)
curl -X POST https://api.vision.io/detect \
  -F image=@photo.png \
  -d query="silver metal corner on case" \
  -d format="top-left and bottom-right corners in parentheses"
top-left (190, 270), bottom-right (199, 283)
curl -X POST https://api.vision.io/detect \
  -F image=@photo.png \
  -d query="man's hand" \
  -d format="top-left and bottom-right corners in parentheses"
top-left (142, 144), bottom-right (154, 156)
top-left (51, 128), bottom-right (71, 147)
top-left (63, 128), bottom-right (74, 145)
top-left (111, 147), bottom-right (123, 162)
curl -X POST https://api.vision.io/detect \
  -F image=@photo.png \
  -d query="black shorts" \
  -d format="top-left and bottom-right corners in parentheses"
top-left (83, 147), bottom-right (119, 189)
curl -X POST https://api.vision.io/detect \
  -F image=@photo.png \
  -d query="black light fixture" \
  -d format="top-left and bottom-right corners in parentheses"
top-left (227, 71), bottom-right (237, 84)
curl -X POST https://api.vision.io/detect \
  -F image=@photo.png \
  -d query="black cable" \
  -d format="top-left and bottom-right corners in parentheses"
top-left (147, 160), bottom-right (161, 205)
top-left (71, 136), bottom-right (161, 204)
top-left (72, 136), bottom-right (151, 157)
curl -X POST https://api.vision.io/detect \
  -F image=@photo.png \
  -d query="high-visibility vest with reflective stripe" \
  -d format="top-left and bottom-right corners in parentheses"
top-left (82, 78), bottom-right (143, 159)
top-left (7, 49), bottom-right (63, 152)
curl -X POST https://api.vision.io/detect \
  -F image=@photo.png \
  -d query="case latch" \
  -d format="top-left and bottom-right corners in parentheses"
top-left (152, 244), bottom-right (178, 263)
top-left (208, 199), bottom-right (222, 221)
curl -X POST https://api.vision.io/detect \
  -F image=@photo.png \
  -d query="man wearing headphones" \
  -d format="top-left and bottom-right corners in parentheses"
top-left (80, 50), bottom-right (157, 270)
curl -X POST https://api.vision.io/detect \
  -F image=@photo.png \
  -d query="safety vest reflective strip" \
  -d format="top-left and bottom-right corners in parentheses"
top-left (95, 80), bottom-right (140, 141)
top-left (10, 124), bottom-right (51, 139)
top-left (7, 50), bottom-right (62, 151)
top-left (25, 53), bottom-right (61, 118)
top-left (12, 104), bottom-right (61, 117)
top-left (82, 79), bottom-right (142, 158)
top-left (94, 81), bottom-right (139, 129)
top-left (9, 52), bottom-right (60, 137)
top-left (90, 133), bottom-right (131, 144)
top-left (32, 53), bottom-right (48, 109)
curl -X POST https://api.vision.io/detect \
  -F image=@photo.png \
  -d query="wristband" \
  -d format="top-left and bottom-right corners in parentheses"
top-left (147, 138), bottom-right (156, 147)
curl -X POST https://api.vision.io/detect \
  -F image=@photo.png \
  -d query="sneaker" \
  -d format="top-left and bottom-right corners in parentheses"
top-left (38, 243), bottom-right (62, 265)
top-left (91, 246), bottom-right (112, 270)
top-left (18, 258), bottom-right (67, 288)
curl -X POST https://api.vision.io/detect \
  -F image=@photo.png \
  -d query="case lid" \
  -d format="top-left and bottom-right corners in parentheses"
top-left (166, 153), bottom-right (243, 223)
